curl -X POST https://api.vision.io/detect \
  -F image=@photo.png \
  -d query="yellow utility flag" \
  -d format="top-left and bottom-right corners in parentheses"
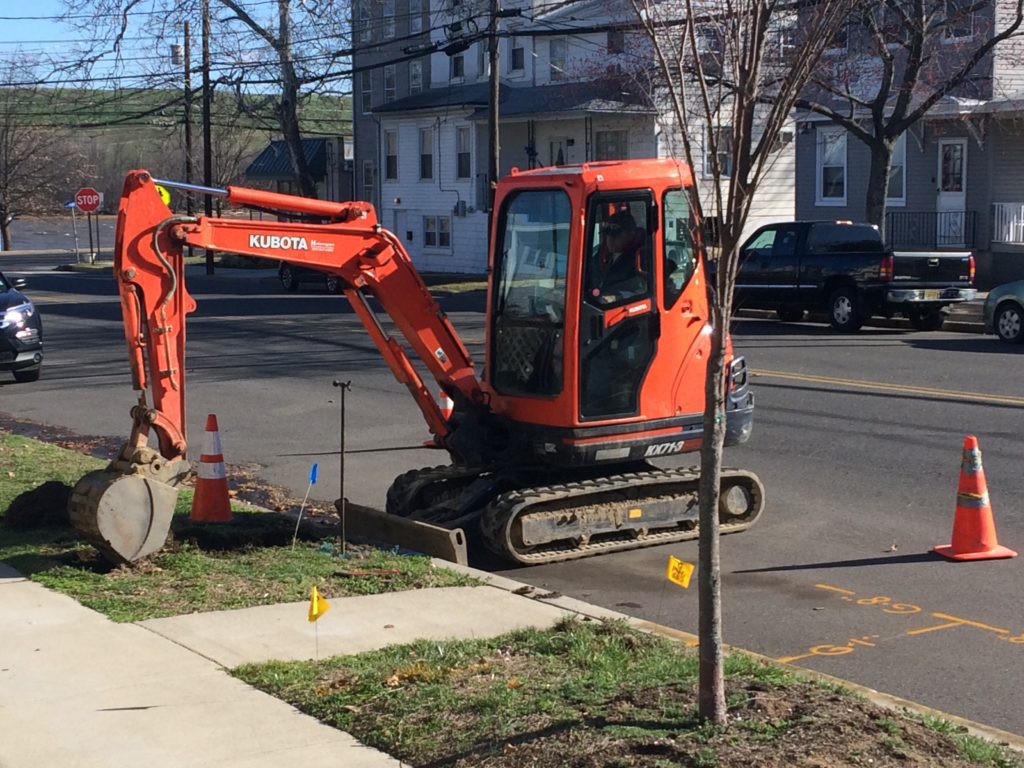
top-left (666, 555), bottom-right (695, 589)
top-left (308, 586), bottom-right (331, 622)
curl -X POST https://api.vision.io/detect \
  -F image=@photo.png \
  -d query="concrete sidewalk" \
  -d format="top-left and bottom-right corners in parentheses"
top-left (3, 560), bottom-right (1023, 768)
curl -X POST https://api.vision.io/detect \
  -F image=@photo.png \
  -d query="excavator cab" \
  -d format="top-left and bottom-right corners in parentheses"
top-left (485, 160), bottom-right (753, 468)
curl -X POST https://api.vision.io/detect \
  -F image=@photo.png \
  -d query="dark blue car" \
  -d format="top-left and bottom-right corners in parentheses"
top-left (0, 271), bottom-right (43, 382)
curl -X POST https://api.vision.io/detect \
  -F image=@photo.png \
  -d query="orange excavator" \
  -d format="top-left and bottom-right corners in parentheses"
top-left (69, 159), bottom-right (764, 565)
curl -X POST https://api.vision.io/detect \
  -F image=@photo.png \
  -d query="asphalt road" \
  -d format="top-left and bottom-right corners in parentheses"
top-left (1, 259), bottom-right (1022, 735)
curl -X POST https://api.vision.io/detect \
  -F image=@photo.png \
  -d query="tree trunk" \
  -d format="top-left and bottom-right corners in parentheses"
top-left (697, 299), bottom-right (729, 725)
top-left (276, 0), bottom-right (318, 199)
top-left (864, 139), bottom-right (893, 236)
top-left (0, 211), bottom-right (11, 251)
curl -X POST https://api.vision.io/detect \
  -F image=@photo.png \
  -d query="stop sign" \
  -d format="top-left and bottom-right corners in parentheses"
top-left (75, 187), bottom-right (102, 213)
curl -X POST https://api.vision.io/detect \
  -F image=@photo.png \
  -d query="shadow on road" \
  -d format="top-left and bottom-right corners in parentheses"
top-left (731, 552), bottom-right (940, 573)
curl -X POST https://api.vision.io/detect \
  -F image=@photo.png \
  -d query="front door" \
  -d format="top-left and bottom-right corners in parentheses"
top-left (937, 139), bottom-right (967, 247)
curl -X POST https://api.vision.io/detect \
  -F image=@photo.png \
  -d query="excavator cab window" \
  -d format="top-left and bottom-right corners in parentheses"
top-left (579, 194), bottom-right (657, 420)
top-left (662, 189), bottom-right (698, 308)
top-left (490, 189), bottom-right (570, 396)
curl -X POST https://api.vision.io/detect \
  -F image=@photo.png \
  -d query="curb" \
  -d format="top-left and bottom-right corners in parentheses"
top-left (435, 558), bottom-right (1024, 754)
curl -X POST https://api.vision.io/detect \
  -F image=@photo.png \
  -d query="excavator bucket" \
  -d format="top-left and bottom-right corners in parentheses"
top-left (69, 470), bottom-right (179, 564)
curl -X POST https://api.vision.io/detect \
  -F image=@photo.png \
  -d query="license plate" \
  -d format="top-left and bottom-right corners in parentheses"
top-left (923, 290), bottom-right (939, 300)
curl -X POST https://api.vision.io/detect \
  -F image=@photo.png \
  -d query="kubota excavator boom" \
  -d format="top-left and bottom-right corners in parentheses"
top-left (71, 162), bottom-right (764, 565)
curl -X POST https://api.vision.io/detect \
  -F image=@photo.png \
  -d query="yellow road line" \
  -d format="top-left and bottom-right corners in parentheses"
top-left (752, 369), bottom-right (1024, 407)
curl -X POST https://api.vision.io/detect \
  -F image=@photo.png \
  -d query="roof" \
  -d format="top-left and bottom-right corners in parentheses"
top-left (245, 138), bottom-right (328, 180)
top-left (372, 79), bottom-right (656, 119)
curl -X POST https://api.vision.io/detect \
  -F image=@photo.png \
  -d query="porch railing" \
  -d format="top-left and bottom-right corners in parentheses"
top-left (991, 202), bottom-right (1024, 244)
top-left (884, 210), bottom-right (977, 250)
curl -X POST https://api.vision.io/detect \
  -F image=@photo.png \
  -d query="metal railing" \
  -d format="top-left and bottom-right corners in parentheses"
top-left (991, 202), bottom-right (1024, 244)
top-left (885, 210), bottom-right (977, 250)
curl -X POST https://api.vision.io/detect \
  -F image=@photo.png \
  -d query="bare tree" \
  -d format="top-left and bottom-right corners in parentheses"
top-left (0, 59), bottom-right (87, 250)
top-left (798, 0), bottom-right (1024, 229)
top-left (61, 0), bottom-right (352, 198)
top-left (630, 0), bottom-right (846, 724)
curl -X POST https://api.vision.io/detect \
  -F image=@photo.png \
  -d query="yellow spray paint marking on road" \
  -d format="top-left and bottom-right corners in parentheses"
top-left (905, 612), bottom-right (1009, 636)
top-left (777, 584), bottom-right (1023, 664)
top-left (752, 369), bottom-right (1024, 408)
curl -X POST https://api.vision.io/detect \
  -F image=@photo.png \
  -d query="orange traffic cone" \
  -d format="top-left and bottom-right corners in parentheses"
top-left (439, 390), bottom-right (454, 421)
top-left (190, 414), bottom-right (232, 523)
top-left (933, 436), bottom-right (1016, 561)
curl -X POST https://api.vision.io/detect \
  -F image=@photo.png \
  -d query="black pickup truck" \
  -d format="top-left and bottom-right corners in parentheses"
top-left (734, 221), bottom-right (977, 331)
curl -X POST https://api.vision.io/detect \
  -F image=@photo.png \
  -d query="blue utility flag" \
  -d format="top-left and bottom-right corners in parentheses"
top-left (309, 463), bottom-right (318, 485)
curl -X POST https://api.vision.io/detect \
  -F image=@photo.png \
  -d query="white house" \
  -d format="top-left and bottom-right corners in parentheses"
top-left (357, 0), bottom-right (797, 272)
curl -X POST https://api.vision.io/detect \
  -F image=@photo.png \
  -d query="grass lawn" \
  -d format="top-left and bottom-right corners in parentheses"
top-left (0, 429), bottom-right (477, 622)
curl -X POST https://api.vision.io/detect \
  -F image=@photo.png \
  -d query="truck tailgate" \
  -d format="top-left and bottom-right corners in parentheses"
top-left (892, 251), bottom-right (973, 285)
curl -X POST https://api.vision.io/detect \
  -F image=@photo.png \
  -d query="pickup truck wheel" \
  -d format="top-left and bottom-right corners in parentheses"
top-left (994, 301), bottom-right (1024, 344)
top-left (829, 287), bottom-right (864, 332)
top-left (777, 308), bottom-right (805, 322)
top-left (909, 308), bottom-right (945, 332)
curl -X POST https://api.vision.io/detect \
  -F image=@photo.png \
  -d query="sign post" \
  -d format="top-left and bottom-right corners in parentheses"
top-left (75, 188), bottom-right (102, 263)
top-left (63, 200), bottom-right (81, 263)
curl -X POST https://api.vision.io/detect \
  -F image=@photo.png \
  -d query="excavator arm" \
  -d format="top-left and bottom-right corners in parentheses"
top-left (71, 170), bottom-right (485, 563)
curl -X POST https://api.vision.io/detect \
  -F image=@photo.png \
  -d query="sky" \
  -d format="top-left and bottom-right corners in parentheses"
top-left (0, 2), bottom-right (171, 85)
top-left (1, 2), bottom-right (85, 51)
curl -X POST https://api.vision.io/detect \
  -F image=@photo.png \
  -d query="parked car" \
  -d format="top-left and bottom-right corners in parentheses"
top-left (278, 261), bottom-right (342, 293)
top-left (983, 280), bottom-right (1024, 344)
top-left (0, 271), bottom-right (43, 382)
top-left (733, 221), bottom-right (976, 331)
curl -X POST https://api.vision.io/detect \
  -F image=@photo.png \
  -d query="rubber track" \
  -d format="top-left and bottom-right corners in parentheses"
top-left (478, 467), bottom-right (764, 565)
top-left (385, 465), bottom-right (479, 517)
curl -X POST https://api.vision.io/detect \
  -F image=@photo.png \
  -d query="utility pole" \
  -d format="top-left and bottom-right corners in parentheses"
top-left (183, 21), bottom-right (194, 216)
top-left (487, 0), bottom-right (500, 222)
top-left (202, 0), bottom-right (215, 274)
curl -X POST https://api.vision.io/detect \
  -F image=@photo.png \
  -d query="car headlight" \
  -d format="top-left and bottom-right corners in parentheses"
top-left (1, 302), bottom-right (34, 330)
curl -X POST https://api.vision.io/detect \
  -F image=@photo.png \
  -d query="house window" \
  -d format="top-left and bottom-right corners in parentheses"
top-left (509, 37), bottom-right (524, 71)
top-left (477, 41), bottom-right (489, 78)
top-left (424, 215), bottom-right (451, 248)
top-left (451, 54), bottom-right (464, 79)
top-left (703, 124), bottom-right (733, 177)
top-left (360, 71), bottom-right (372, 114)
top-left (409, 0), bottom-right (423, 34)
top-left (358, 0), bottom-right (372, 43)
top-left (549, 38), bottom-right (567, 81)
top-left (409, 60), bottom-right (423, 94)
top-left (384, 64), bottom-right (396, 102)
top-left (816, 127), bottom-right (847, 205)
top-left (607, 30), bottom-right (624, 54)
top-left (362, 160), bottom-right (377, 206)
top-left (456, 126), bottom-right (471, 178)
top-left (419, 127), bottom-right (433, 179)
top-left (696, 24), bottom-right (722, 55)
top-left (768, 18), bottom-right (796, 60)
top-left (886, 133), bottom-right (906, 205)
top-left (383, 0), bottom-right (395, 38)
top-left (384, 130), bottom-right (398, 180)
top-left (595, 130), bottom-right (628, 160)
top-left (945, 0), bottom-right (974, 39)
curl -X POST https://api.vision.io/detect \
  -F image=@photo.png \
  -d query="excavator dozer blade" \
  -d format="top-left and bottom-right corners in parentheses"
top-left (339, 501), bottom-right (468, 566)
top-left (69, 470), bottom-right (179, 564)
